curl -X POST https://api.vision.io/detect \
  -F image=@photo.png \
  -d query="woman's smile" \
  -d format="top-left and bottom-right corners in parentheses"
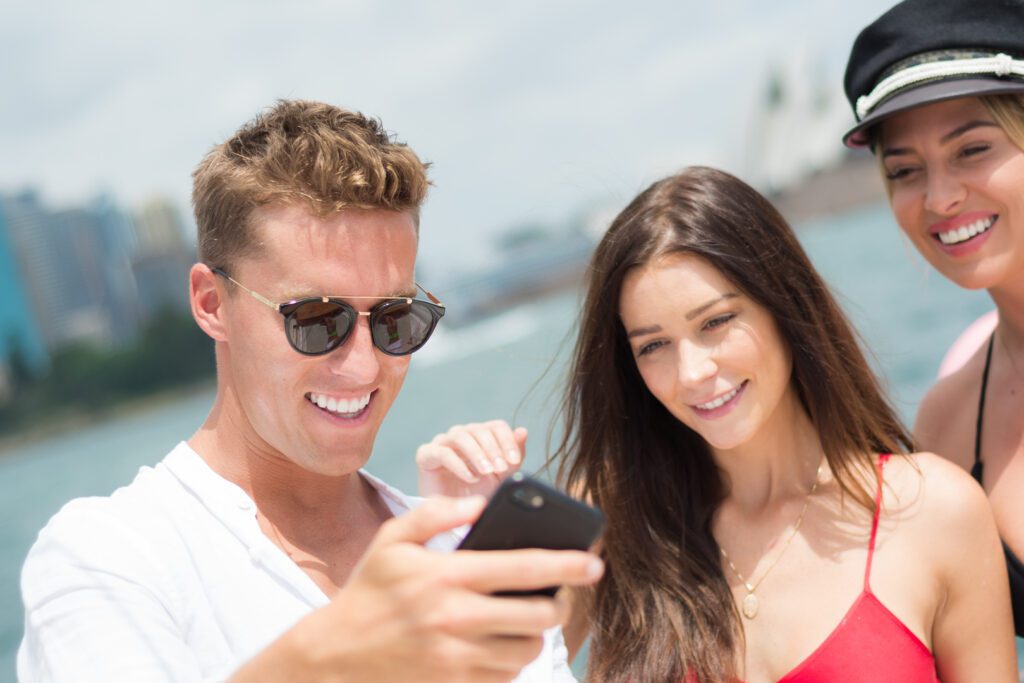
top-left (691, 380), bottom-right (749, 418)
top-left (930, 213), bottom-right (996, 251)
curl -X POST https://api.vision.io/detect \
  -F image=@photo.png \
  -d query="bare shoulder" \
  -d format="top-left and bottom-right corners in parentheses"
top-left (889, 453), bottom-right (1013, 671)
top-left (913, 357), bottom-right (985, 469)
top-left (883, 453), bottom-right (996, 556)
top-left (886, 452), bottom-right (986, 511)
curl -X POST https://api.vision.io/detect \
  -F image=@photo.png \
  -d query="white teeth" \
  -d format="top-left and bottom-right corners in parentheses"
top-left (307, 392), bottom-right (371, 416)
top-left (695, 384), bottom-right (742, 411)
top-left (938, 217), bottom-right (994, 245)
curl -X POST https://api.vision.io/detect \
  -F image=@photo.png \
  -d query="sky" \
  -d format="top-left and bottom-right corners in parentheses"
top-left (1, 0), bottom-right (899, 275)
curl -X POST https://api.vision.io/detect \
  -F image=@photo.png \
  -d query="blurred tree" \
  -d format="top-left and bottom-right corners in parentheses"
top-left (2, 334), bottom-right (33, 399)
top-left (0, 309), bottom-right (214, 436)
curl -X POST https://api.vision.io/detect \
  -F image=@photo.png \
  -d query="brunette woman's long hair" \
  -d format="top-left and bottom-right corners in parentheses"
top-left (555, 167), bottom-right (914, 682)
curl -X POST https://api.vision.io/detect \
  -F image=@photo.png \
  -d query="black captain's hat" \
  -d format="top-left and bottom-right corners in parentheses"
top-left (843, 0), bottom-right (1024, 148)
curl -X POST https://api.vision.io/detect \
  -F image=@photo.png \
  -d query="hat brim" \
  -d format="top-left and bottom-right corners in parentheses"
top-left (843, 78), bottom-right (1024, 148)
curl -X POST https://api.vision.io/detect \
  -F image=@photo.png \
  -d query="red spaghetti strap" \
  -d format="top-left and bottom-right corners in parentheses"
top-left (864, 454), bottom-right (890, 590)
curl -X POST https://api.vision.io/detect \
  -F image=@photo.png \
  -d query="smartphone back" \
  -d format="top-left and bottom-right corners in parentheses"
top-left (457, 473), bottom-right (604, 596)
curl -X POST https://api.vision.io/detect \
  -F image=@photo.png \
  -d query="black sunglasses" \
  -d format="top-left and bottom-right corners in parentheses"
top-left (211, 267), bottom-right (445, 357)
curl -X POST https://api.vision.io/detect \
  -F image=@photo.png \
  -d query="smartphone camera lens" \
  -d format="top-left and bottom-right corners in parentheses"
top-left (511, 486), bottom-right (545, 509)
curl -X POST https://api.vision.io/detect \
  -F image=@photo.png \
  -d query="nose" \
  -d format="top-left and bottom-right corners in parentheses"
top-left (923, 167), bottom-right (966, 216)
top-left (325, 315), bottom-right (381, 384)
top-left (677, 339), bottom-right (717, 387)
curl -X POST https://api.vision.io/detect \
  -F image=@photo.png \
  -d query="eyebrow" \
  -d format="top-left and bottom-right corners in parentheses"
top-left (686, 293), bottom-right (738, 320)
top-left (625, 293), bottom-right (738, 339)
top-left (881, 120), bottom-right (1000, 158)
top-left (626, 324), bottom-right (662, 340)
top-left (941, 120), bottom-right (999, 144)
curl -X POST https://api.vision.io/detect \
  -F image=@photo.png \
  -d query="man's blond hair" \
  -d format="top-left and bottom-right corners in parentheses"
top-left (192, 99), bottom-right (430, 269)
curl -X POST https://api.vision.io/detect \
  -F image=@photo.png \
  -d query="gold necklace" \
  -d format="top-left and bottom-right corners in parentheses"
top-left (718, 463), bottom-right (822, 620)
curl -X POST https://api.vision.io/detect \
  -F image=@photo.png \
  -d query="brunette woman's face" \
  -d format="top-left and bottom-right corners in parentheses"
top-left (879, 97), bottom-right (1024, 290)
top-left (619, 253), bottom-right (793, 452)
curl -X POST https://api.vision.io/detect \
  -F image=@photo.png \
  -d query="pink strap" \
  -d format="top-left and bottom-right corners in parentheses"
top-left (864, 454), bottom-right (890, 590)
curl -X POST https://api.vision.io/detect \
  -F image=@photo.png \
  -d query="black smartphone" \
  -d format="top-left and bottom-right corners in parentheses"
top-left (456, 472), bottom-right (604, 597)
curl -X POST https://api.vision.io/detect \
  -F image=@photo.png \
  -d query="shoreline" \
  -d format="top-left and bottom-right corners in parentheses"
top-left (770, 155), bottom-right (885, 226)
top-left (0, 378), bottom-right (215, 458)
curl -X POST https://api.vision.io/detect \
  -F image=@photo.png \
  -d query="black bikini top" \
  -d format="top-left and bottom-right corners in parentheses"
top-left (972, 334), bottom-right (1024, 637)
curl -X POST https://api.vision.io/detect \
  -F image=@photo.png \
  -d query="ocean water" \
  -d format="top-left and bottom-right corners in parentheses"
top-left (0, 202), bottom-right (1013, 680)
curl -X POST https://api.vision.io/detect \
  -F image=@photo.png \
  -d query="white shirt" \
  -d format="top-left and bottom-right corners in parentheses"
top-left (18, 442), bottom-right (575, 682)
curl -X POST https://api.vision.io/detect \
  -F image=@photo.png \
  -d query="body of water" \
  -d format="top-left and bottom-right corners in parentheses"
top-left (0, 202), bottom-right (1010, 680)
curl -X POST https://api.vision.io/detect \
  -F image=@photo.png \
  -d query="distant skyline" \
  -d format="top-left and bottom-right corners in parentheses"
top-left (2, 0), bottom-right (897, 273)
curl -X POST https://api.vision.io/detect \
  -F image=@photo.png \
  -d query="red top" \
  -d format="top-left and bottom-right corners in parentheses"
top-left (679, 456), bottom-right (940, 683)
top-left (774, 454), bottom-right (938, 682)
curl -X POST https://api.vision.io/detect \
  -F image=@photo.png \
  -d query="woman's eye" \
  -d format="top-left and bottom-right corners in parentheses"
top-left (960, 143), bottom-right (990, 159)
top-left (637, 340), bottom-right (666, 357)
top-left (884, 165), bottom-right (915, 181)
top-left (703, 313), bottom-right (735, 331)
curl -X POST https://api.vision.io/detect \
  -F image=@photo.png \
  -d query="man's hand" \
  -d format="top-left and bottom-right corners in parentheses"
top-left (230, 496), bottom-right (603, 683)
top-left (417, 420), bottom-right (527, 498)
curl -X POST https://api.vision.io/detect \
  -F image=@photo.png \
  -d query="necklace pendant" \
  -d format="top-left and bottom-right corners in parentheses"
top-left (741, 592), bottom-right (759, 619)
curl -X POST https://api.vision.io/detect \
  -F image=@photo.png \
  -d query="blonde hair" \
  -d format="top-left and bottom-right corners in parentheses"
top-left (192, 99), bottom-right (431, 269)
top-left (983, 93), bottom-right (1024, 150)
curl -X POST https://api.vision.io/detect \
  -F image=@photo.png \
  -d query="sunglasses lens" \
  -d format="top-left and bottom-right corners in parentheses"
top-left (371, 300), bottom-right (442, 355)
top-left (285, 300), bottom-right (356, 355)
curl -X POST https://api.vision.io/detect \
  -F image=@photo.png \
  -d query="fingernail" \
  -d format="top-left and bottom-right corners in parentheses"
top-left (477, 460), bottom-right (494, 475)
top-left (586, 558), bottom-right (604, 580)
top-left (493, 458), bottom-right (508, 472)
top-left (506, 448), bottom-right (521, 465)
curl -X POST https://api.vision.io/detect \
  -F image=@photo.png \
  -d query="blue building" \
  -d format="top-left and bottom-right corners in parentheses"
top-left (0, 190), bottom-right (194, 398)
top-left (0, 199), bottom-right (48, 377)
top-left (1, 191), bottom-right (141, 353)
top-left (131, 198), bottom-right (194, 323)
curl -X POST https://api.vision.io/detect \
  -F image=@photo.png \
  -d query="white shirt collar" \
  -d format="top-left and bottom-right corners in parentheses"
top-left (159, 441), bottom-right (459, 600)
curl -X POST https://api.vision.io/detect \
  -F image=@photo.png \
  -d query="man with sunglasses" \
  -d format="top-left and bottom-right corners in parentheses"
top-left (18, 100), bottom-right (602, 682)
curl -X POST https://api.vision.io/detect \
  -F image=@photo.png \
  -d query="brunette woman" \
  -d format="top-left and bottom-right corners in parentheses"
top-left (418, 167), bottom-right (1014, 682)
top-left (843, 0), bottom-right (1024, 636)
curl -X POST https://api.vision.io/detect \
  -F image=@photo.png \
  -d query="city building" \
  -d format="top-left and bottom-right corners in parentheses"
top-left (0, 202), bottom-right (47, 400)
top-left (130, 198), bottom-right (194, 322)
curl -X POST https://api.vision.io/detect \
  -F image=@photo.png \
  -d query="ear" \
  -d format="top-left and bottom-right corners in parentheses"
top-left (190, 263), bottom-right (229, 343)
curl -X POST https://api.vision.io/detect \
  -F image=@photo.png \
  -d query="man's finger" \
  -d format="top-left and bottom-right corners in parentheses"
top-left (451, 549), bottom-right (604, 593)
top-left (375, 496), bottom-right (486, 546)
top-left (429, 590), bottom-right (570, 637)
top-left (466, 635), bottom-right (548, 674)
